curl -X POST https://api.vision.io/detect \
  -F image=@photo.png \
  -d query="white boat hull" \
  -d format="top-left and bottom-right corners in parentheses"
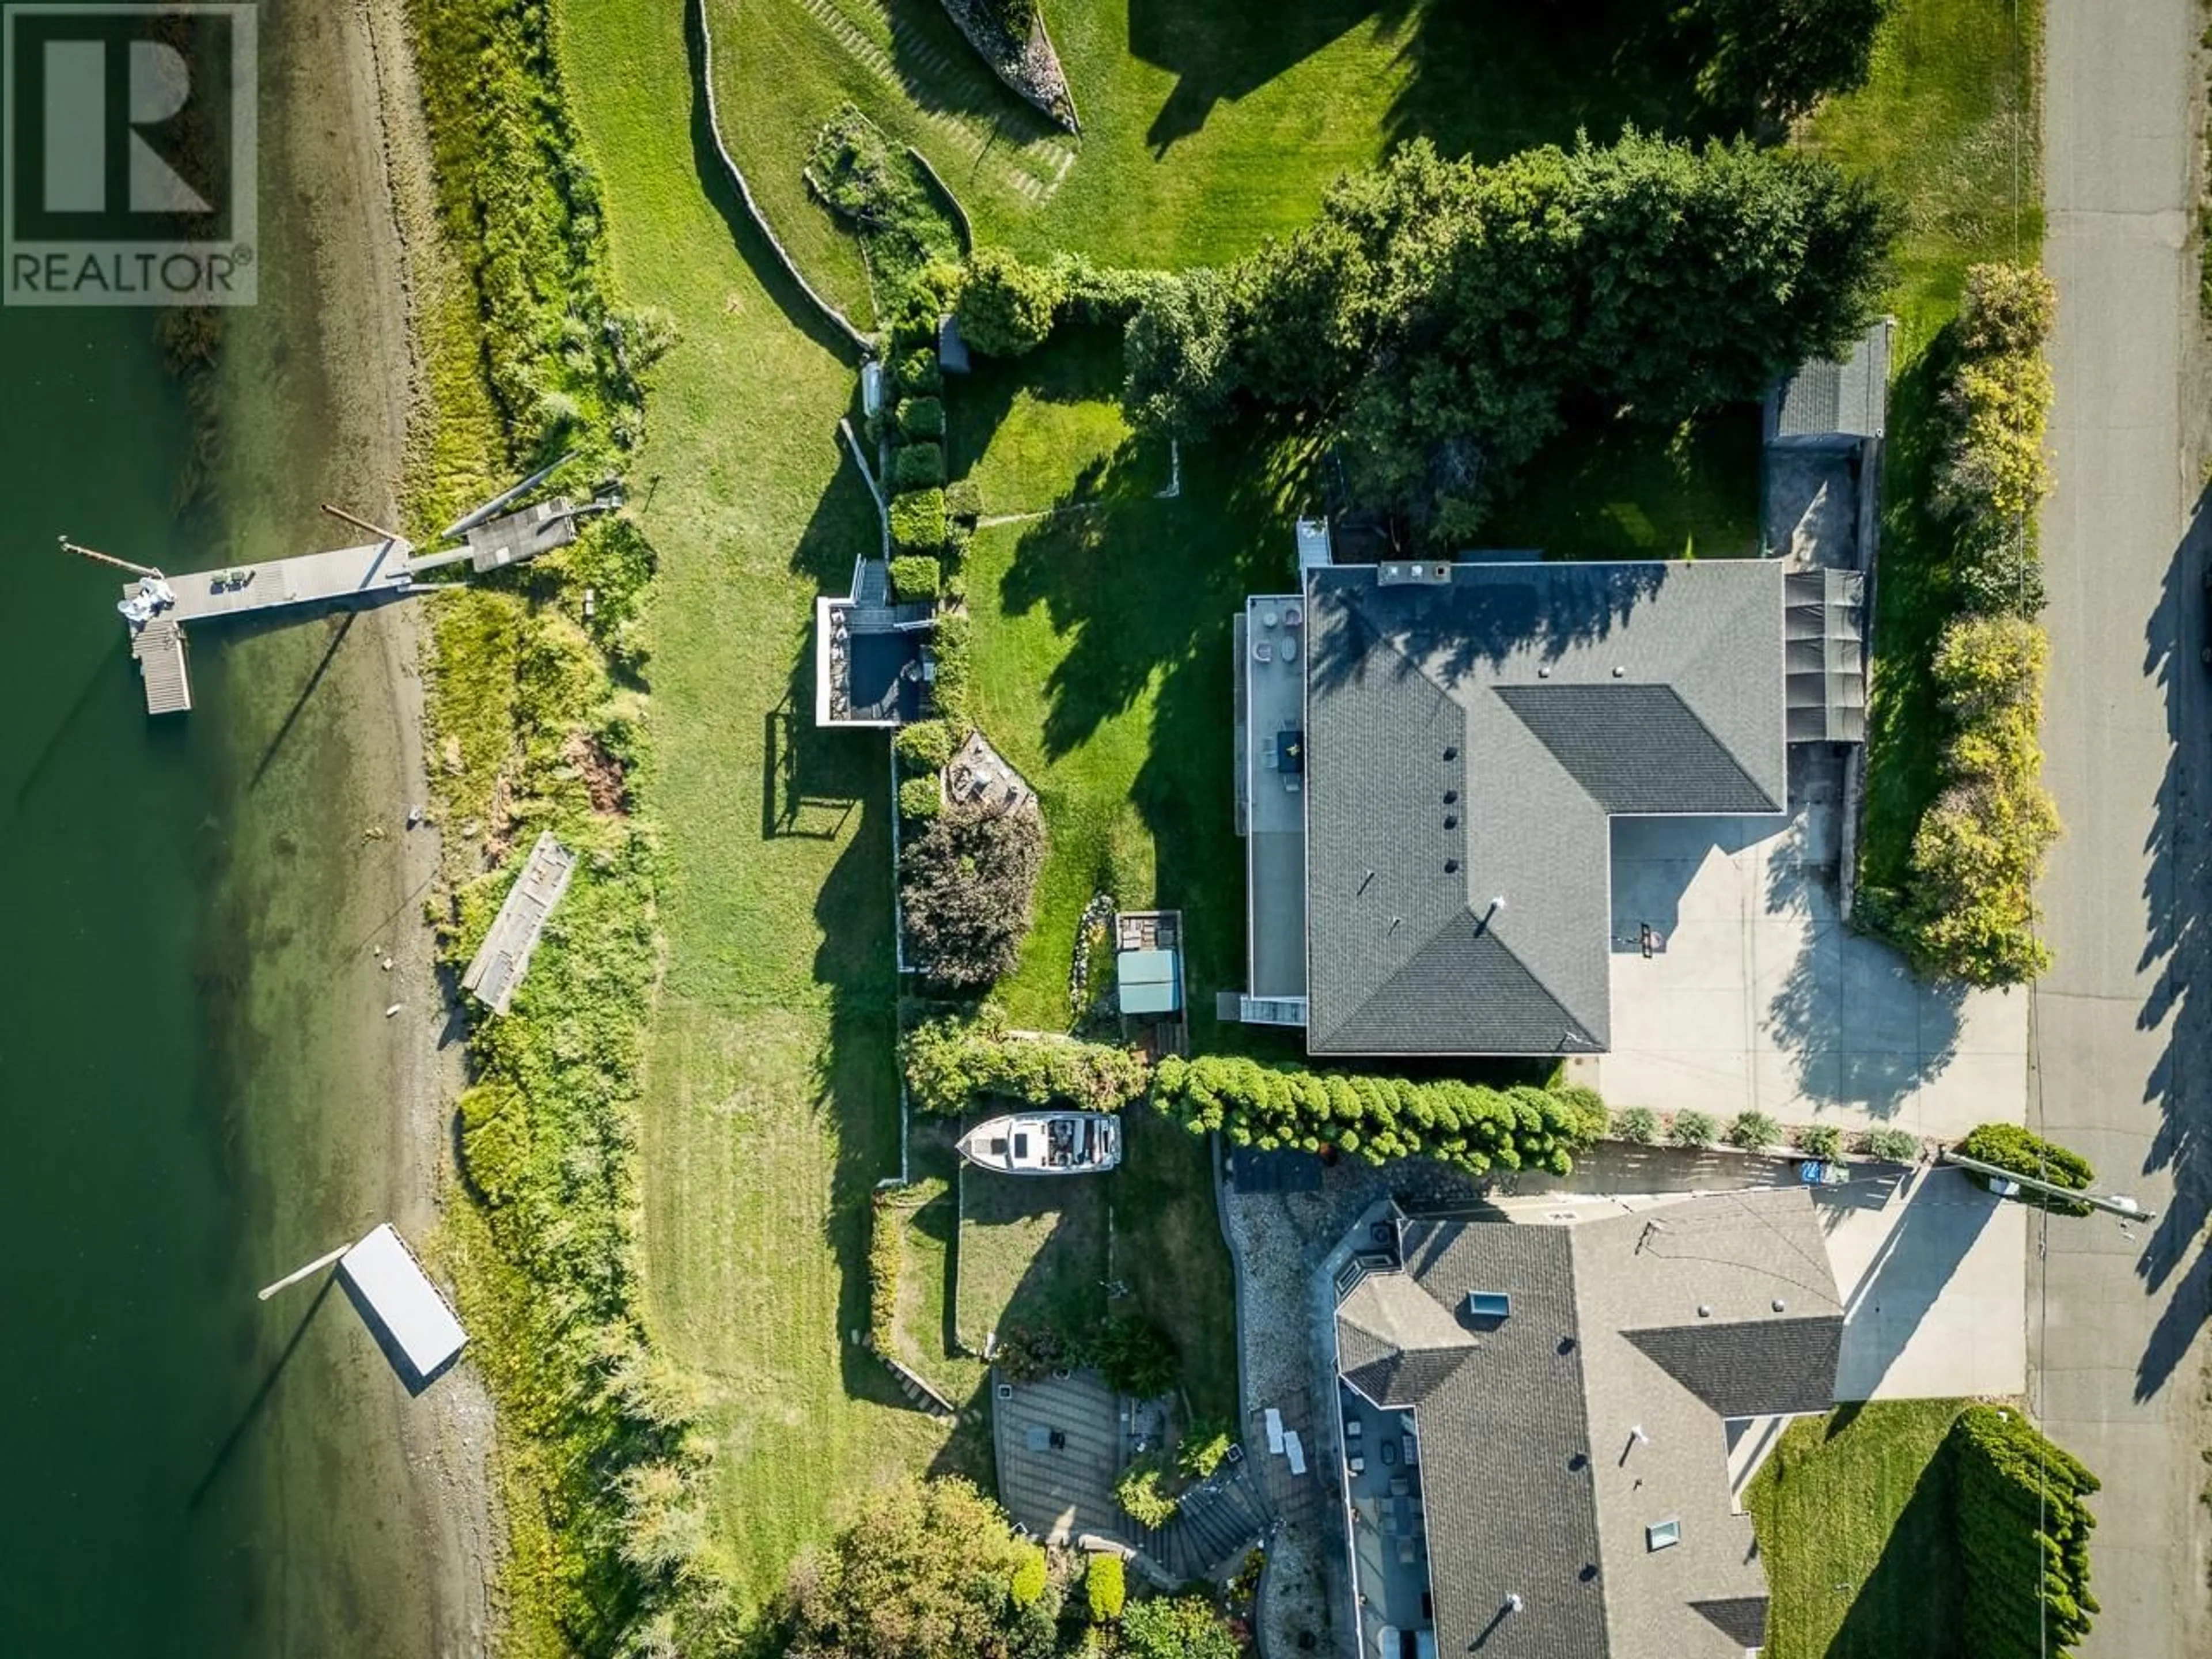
top-left (956, 1111), bottom-right (1121, 1175)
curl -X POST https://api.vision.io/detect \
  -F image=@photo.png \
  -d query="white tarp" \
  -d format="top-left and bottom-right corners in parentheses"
top-left (339, 1223), bottom-right (467, 1380)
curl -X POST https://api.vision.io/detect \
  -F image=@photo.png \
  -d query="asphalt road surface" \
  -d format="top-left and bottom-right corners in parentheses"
top-left (2032, 0), bottom-right (2212, 1647)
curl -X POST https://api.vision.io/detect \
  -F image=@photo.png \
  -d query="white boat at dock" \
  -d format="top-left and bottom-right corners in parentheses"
top-left (956, 1112), bottom-right (1121, 1176)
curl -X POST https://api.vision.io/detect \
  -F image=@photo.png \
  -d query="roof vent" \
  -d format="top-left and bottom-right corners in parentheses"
top-left (1697, 1304), bottom-right (1713, 1318)
top-left (1443, 745), bottom-right (1458, 761)
top-left (1537, 665), bottom-right (1551, 678)
top-left (1444, 789), bottom-right (1459, 805)
top-left (1611, 665), bottom-right (1626, 678)
top-left (1444, 858), bottom-right (1460, 874)
top-left (1646, 1518), bottom-right (1682, 1552)
top-left (1444, 813), bottom-right (1458, 830)
top-left (1772, 1298), bottom-right (1787, 1313)
top-left (1465, 1290), bottom-right (1510, 1321)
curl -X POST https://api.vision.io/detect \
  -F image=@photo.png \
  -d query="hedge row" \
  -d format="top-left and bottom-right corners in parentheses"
top-left (1955, 1122), bottom-right (2094, 1216)
top-left (1149, 1055), bottom-right (1608, 1177)
top-left (903, 1015), bottom-right (1151, 1115)
top-left (867, 1192), bottom-right (903, 1353)
top-left (1950, 1404), bottom-right (2100, 1658)
top-left (1899, 265), bottom-right (2062, 987)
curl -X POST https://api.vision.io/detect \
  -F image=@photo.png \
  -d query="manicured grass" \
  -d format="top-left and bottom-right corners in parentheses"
top-left (558, 0), bottom-right (959, 1609)
top-left (1746, 1400), bottom-right (1969, 1659)
top-left (1804, 0), bottom-right (2043, 901)
top-left (956, 1162), bottom-right (1111, 1346)
top-left (1484, 406), bottom-right (1763, 560)
top-left (712, 0), bottom-right (1721, 302)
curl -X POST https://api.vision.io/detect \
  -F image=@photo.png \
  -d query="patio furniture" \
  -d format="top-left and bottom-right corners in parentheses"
top-left (1262, 608), bottom-right (1279, 628)
top-left (1381, 1440), bottom-right (1397, 1466)
top-left (1026, 1425), bottom-right (1052, 1452)
top-left (1391, 1476), bottom-right (1410, 1497)
top-left (1396, 1537), bottom-right (1417, 1566)
top-left (1253, 639), bottom-right (1274, 663)
top-left (1348, 1456), bottom-right (1366, 1476)
top-left (1283, 603), bottom-right (1302, 627)
top-left (1402, 1433), bottom-right (1419, 1466)
top-left (1261, 735), bottom-right (1277, 770)
top-left (1344, 1416), bottom-right (1363, 1441)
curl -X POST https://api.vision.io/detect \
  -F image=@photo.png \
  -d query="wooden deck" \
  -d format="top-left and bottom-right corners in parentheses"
top-left (130, 617), bottom-right (191, 715)
top-left (461, 832), bottom-right (578, 1014)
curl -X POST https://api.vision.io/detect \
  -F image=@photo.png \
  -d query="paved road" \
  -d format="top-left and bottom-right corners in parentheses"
top-left (2032, 0), bottom-right (2212, 1649)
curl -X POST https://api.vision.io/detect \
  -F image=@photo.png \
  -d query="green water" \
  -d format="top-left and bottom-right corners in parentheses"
top-left (0, 51), bottom-right (474, 1659)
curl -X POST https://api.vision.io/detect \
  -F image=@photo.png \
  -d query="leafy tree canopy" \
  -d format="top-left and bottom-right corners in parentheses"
top-left (1120, 1596), bottom-right (1241, 1659)
top-left (900, 804), bottom-right (1046, 988)
top-left (785, 1477), bottom-right (1027, 1659)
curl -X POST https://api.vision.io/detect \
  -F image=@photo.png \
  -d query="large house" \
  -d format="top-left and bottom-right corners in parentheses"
top-left (1232, 550), bottom-right (1863, 1055)
top-left (1326, 1188), bottom-right (1844, 1658)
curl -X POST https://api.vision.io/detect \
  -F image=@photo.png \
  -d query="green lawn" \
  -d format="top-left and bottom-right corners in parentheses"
top-left (1484, 405), bottom-right (1763, 560)
top-left (1746, 1400), bottom-right (1969, 1659)
top-left (558, 0), bottom-right (963, 1609)
top-left (1806, 0), bottom-right (2044, 899)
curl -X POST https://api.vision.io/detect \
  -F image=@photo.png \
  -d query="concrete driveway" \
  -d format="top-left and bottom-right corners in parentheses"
top-left (1593, 762), bottom-right (2027, 1140)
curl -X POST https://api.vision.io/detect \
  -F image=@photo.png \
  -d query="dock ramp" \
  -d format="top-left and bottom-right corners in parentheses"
top-left (461, 832), bottom-right (578, 1014)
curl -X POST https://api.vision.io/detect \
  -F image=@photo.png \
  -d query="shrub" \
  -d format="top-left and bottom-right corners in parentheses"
top-left (1092, 1315), bottom-right (1180, 1400)
top-left (888, 554), bottom-right (942, 603)
top-left (1114, 1459), bottom-right (1180, 1529)
top-left (1148, 1055), bottom-right (1608, 1177)
top-left (893, 441), bottom-right (946, 490)
top-left (900, 804), bottom-right (1045, 986)
top-left (929, 609), bottom-right (972, 726)
top-left (1793, 1122), bottom-right (1844, 1160)
top-left (899, 774), bottom-right (944, 822)
top-left (1958, 260), bottom-right (2058, 359)
top-left (899, 347), bottom-right (943, 395)
top-left (1121, 1597), bottom-right (1241, 1659)
top-left (1670, 1109), bottom-right (1718, 1147)
top-left (889, 487), bottom-right (949, 555)
top-left (1178, 1420), bottom-right (1233, 1480)
top-left (1009, 1542), bottom-right (1048, 1608)
top-left (904, 1016), bottom-right (1151, 1114)
top-left (1085, 1554), bottom-right (1126, 1623)
top-left (1955, 1122), bottom-right (2094, 1215)
top-left (1865, 1127), bottom-right (1921, 1163)
top-left (895, 719), bottom-right (956, 771)
top-left (957, 246), bottom-right (1063, 357)
top-left (1950, 1405), bottom-right (2100, 1656)
top-left (945, 478), bottom-right (983, 524)
top-left (1612, 1106), bottom-right (1659, 1145)
top-left (1726, 1110), bottom-right (1781, 1150)
top-left (867, 1194), bottom-right (902, 1352)
top-left (995, 1323), bottom-right (1076, 1383)
top-left (898, 396), bottom-right (945, 439)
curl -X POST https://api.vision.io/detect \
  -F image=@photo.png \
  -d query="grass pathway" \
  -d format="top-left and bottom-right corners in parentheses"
top-left (558, 0), bottom-right (955, 1607)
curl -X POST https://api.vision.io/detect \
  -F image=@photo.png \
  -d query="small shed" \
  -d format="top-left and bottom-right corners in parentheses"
top-left (338, 1224), bottom-right (468, 1385)
top-left (1116, 946), bottom-right (1181, 1016)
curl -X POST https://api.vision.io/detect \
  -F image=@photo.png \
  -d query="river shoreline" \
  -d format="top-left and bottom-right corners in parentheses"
top-left (202, 0), bottom-right (497, 1646)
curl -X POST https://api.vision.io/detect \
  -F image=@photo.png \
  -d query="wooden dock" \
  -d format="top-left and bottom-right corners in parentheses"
top-left (130, 616), bottom-right (191, 714)
top-left (126, 539), bottom-right (414, 625)
top-left (461, 832), bottom-right (578, 1014)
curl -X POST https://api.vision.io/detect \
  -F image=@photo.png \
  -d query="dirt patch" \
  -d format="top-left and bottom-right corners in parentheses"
top-left (562, 728), bottom-right (630, 814)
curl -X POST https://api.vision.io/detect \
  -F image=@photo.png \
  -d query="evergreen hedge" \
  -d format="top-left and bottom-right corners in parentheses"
top-left (867, 1193), bottom-right (902, 1352)
top-left (893, 441), bottom-right (946, 490)
top-left (903, 1015), bottom-right (1150, 1115)
top-left (888, 554), bottom-right (942, 602)
top-left (1954, 1122), bottom-right (2093, 1215)
top-left (1950, 1405), bottom-right (2100, 1657)
top-left (894, 718), bottom-right (956, 772)
top-left (1148, 1055), bottom-right (1608, 1176)
top-left (890, 487), bottom-right (949, 555)
top-left (898, 396), bottom-right (945, 439)
top-left (897, 774), bottom-right (944, 822)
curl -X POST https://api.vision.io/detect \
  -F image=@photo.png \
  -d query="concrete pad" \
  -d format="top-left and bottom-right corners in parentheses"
top-left (1600, 796), bottom-right (2025, 1139)
top-left (1820, 1167), bottom-right (2026, 1401)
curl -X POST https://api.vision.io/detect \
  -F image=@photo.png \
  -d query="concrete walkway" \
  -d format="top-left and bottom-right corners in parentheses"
top-left (2034, 0), bottom-right (2212, 1649)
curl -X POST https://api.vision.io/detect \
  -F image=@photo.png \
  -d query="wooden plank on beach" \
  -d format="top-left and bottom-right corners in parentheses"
top-left (461, 832), bottom-right (579, 1015)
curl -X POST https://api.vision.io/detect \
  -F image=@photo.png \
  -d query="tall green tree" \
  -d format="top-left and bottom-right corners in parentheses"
top-left (1124, 132), bottom-right (1891, 544)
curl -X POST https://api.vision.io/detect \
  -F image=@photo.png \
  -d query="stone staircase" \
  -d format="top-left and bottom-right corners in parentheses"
top-left (1132, 1460), bottom-right (1277, 1581)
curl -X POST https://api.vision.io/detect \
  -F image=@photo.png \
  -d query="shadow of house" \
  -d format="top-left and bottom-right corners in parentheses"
top-left (1820, 1168), bottom-right (1995, 1401)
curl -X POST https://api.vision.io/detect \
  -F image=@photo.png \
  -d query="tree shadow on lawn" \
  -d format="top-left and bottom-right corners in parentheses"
top-left (1853, 336), bottom-right (1958, 902)
top-left (685, 0), bottom-right (870, 365)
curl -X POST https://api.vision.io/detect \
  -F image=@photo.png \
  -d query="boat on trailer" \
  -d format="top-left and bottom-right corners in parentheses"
top-left (956, 1111), bottom-right (1122, 1176)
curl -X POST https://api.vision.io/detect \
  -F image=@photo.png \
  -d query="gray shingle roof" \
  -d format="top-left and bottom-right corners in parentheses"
top-left (1303, 560), bottom-right (1787, 1056)
top-left (1331, 1190), bottom-right (1843, 1659)
top-left (1767, 319), bottom-right (1893, 441)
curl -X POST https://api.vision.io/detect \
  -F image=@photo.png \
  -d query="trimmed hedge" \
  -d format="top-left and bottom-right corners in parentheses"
top-left (945, 477), bottom-right (983, 524)
top-left (1149, 1055), bottom-right (1608, 1176)
top-left (1955, 1122), bottom-right (2093, 1215)
top-left (893, 441), bottom-right (946, 490)
top-left (1951, 1404), bottom-right (2100, 1657)
top-left (866, 1193), bottom-right (902, 1352)
top-left (898, 774), bottom-right (944, 822)
top-left (888, 554), bottom-right (942, 602)
top-left (894, 718), bottom-right (956, 771)
top-left (1009, 1541), bottom-right (1048, 1608)
top-left (957, 245), bottom-right (1062, 357)
top-left (898, 396), bottom-right (945, 439)
top-left (903, 1015), bottom-right (1151, 1115)
top-left (929, 609), bottom-right (972, 727)
top-left (898, 348), bottom-right (942, 395)
top-left (890, 487), bottom-right (949, 555)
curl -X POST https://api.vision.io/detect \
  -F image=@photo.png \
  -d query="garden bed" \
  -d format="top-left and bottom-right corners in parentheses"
top-left (937, 0), bottom-right (1078, 131)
